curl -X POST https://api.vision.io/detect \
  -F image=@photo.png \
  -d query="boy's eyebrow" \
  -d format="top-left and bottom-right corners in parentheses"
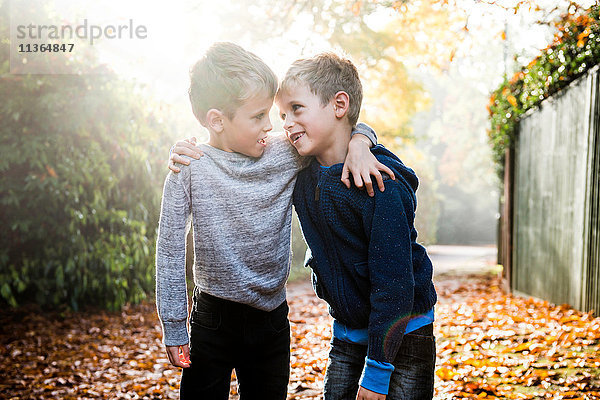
top-left (277, 97), bottom-right (296, 107)
top-left (251, 106), bottom-right (271, 115)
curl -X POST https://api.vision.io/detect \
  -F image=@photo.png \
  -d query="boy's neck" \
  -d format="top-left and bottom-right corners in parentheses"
top-left (208, 131), bottom-right (231, 152)
top-left (315, 125), bottom-right (352, 167)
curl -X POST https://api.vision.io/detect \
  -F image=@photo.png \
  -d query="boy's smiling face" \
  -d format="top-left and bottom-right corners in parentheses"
top-left (220, 91), bottom-right (273, 158)
top-left (275, 83), bottom-right (337, 157)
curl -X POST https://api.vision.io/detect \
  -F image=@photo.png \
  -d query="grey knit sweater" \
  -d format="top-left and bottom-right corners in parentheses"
top-left (156, 126), bottom-right (377, 346)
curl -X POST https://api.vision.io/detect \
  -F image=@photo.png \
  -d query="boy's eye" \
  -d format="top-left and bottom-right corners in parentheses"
top-left (292, 104), bottom-right (301, 112)
top-left (255, 113), bottom-right (264, 120)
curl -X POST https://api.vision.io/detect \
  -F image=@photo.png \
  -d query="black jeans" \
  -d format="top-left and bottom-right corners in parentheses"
top-left (180, 288), bottom-right (290, 400)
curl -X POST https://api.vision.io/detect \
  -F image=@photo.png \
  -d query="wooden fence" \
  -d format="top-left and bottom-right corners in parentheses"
top-left (506, 65), bottom-right (600, 314)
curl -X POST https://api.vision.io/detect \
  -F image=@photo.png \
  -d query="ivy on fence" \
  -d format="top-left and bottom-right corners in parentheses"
top-left (488, 5), bottom-right (600, 173)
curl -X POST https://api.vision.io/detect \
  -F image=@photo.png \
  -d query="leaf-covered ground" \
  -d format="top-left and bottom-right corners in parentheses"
top-left (1, 272), bottom-right (599, 399)
top-left (433, 274), bottom-right (600, 399)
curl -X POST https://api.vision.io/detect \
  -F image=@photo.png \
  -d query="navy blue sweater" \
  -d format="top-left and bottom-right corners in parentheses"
top-left (293, 145), bottom-right (437, 364)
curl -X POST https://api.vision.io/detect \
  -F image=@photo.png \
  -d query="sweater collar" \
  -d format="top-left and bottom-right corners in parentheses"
top-left (310, 158), bottom-right (344, 177)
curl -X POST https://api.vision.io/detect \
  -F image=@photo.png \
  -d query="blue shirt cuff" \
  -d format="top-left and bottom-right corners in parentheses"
top-left (359, 358), bottom-right (395, 395)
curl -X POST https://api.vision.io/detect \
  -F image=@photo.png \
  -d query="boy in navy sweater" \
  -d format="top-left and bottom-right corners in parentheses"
top-left (276, 53), bottom-right (437, 400)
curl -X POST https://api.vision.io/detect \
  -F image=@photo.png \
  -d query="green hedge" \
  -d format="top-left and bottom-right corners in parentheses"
top-left (488, 5), bottom-right (600, 172)
top-left (0, 71), bottom-right (172, 311)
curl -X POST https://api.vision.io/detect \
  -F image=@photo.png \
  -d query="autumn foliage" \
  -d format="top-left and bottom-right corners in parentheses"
top-left (435, 275), bottom-right (600, 399)
top-left (2, 273), bottom-right (599, 399)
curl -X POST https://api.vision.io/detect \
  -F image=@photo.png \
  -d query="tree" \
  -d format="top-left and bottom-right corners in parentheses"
top-left (0, 1), bottom-right (178, 310)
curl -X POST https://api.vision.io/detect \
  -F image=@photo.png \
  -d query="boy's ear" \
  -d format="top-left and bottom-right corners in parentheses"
top-left (205, 109), bottom-right (225, 133)
top-left (332, 91), bottom-right (350, 119)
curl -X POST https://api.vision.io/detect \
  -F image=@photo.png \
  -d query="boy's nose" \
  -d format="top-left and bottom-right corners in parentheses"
top-left (283, 116), bottom-right (294, 131)
top-left (264, 117), bottom-right (273, 132)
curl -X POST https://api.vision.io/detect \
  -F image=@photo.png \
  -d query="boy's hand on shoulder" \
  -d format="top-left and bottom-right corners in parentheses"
top-left (356, 386), bottom-right (386, 400)
top-left (342, 137), bottom-right (395, 197)
top-left (168, 137), bottom-right (204, 173)
top-left (166, 344), bottom-right (191, 368)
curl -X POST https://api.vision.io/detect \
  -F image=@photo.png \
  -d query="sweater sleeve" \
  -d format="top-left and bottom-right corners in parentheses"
top-left (353, 122), bottom-right (377, 146)
top-left (363, 180), bottom-right (415, 364)
top-left (155, 167), bottom-right (192, 346)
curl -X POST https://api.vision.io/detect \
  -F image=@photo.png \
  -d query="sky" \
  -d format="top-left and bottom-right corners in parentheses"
top-left (13, 0), bottom-right (597, 88)
top-left (9, 0), bottom-right (597, 129)
top-left (9, 0), bottom-right (576, 92)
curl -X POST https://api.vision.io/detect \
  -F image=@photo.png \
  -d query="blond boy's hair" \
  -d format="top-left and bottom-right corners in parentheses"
top-left (188, 42), bottom-right (278, 124)
top-left (278, 52), bottom-right (363, 127)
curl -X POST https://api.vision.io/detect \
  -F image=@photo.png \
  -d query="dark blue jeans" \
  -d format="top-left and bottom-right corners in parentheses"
top-left (180, 289), bottom-right (290, 400)
top-left (323, 324), bottom-right (436, 400)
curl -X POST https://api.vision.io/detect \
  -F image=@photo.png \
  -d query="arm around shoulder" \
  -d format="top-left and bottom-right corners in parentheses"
top-left (343, 124), bottom-right (395, 196)
top-left (352, 122), bottom-right (377, 146)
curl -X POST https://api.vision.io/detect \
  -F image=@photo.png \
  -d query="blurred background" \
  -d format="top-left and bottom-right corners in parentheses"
top-left (1, 0), bottom-right (596, 310)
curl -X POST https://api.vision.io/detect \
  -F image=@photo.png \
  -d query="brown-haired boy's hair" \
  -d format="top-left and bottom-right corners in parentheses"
top-left (188, 42), bottom-right (278, 124)
top-left (278, 52), bottom-right (363, 127)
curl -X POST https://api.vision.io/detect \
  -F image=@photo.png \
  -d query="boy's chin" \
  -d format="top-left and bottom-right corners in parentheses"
top-left (250, 148), bottom-right (265, 158)
top-left (292, 143), bottom-right (310, 156)
top-left (239, 147), bottom-right (265, 158)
